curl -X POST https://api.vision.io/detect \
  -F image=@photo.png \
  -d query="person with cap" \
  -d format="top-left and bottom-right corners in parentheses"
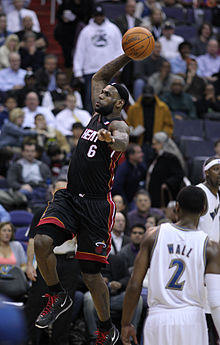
top-left (197, 156), bottom-right (220, 345)
top-left (159, 20), bottom-right (184, 60)
top-left (33, 52), bottom-right (131, 345)
top-left (127, 84), bottom-right (173, 161)
top-left (73, 3), bottom-right (123, 114)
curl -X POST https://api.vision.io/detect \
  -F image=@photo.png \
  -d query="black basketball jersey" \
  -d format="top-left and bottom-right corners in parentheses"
top-left (67, 114), bottom-right (123, 196)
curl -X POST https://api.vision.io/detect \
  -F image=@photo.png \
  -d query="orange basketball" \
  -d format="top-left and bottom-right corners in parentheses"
top-left (122, 27), bottom-right (155, 61)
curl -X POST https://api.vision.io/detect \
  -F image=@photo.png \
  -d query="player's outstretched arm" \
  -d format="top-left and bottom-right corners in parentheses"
top-left (97, 120), bottom-right (130, 152)
top-left (121, 227), bottom-right (156, 345)
top-left (205, 240), bottom-right (220, 337)
top-left (91, 54), bottom-right (131, 110)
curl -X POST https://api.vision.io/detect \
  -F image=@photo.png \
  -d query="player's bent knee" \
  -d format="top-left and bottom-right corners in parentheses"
top-left (79, 260), bottom-right (103, 274)
top-left (34, 234), bottom-right (54, 256)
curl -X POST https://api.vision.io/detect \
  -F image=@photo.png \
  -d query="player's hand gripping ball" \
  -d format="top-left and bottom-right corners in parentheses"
top-left (122, 27), bottom-right (155, 61)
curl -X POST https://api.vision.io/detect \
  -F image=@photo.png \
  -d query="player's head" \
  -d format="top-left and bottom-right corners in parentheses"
top-left (203, 156), bottom-right (220, 188)
top-left (176, 186), bottom-right (207, 217)
top-left (95, 83), bottom-right (129, 115)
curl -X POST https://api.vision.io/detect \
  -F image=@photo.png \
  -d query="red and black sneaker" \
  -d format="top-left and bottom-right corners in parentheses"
top-left (96, 325), bottom-right (119, 345)
top-left (35, 291), bottom-right (73, 328)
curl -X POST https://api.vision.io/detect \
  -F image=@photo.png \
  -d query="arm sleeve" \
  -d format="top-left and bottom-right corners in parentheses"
top-left (206, 273), bottom-right (220, 337)
top-left (73, 29), bottom-right (86, 77)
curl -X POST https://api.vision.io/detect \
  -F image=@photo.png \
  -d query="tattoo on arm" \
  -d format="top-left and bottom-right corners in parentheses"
top-left (108, 120), bottom-right (130, 152)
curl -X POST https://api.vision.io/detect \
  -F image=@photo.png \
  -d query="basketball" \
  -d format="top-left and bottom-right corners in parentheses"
top-left (122, 27), bottom-right (155, 61)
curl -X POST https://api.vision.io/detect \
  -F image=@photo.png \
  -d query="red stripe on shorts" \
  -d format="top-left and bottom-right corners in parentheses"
top-left (75, 251), bottom-right (109, 264)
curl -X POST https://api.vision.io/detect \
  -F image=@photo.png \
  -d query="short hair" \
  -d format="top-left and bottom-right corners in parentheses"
top-left (23, 31), bottom-right (36, 41)
top-left (198, 22), bottom-right (213, 37)
top-left (44, 54), bottom-right (58, 63)
top-left (135, 189), bottom-right (151, 199)
top-left (214, 139), bottom-right (220, 147)
top-left (130, 223), bottom-right (146, 233)
top-left (176, 186), bottom-right (207, 214)
top-left (125, 143), bottom-right (140, 160)
top-left (178, 41), bottom-right (192, 52)
top-left (72, 122), bottom-right (84, 131)
top-left (34, 113), bottom-right (44, 120)
top-left (0, 222), bottom-right (15, 241)
top-left (21, 140), bottom-right (37, 151)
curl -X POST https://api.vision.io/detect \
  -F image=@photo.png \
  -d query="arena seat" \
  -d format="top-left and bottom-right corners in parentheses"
top-left (188, 156), bottom-right (209, 185)
top-left (175, 25), bottom-right (197, 40)
top-left (181, 138), bottom-right (214, 160)
top-left (102, 2), bottom-right (125, 20)
top-left (162, 7), bottom-right (185, 24)
top-left (15, 227), bottom-right (29, 242)
top-left (9, 210), bottom-right (33, 227)
top-left (204, 119), bottom-right (220, 142)
top-left (173, 119), bottom-right (204, 143)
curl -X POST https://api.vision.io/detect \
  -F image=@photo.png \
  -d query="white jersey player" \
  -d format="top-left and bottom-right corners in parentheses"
top-left (197, 157), bottom-right (220, 243)
top-left (121, 186), bottom-right (220, 345)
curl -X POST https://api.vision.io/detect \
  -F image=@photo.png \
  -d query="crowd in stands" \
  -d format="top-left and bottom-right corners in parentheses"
top-left (0, 0), bottom-right (219, 344)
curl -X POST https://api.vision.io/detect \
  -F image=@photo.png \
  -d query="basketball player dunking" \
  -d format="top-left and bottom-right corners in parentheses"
top-left (121, 186), bottom-right (220, 345)
top-left (33, 54), bottom-right (131, 345)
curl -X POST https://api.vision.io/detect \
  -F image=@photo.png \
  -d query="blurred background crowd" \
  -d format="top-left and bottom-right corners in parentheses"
top-left (0, 0), bottom-right (220, 344)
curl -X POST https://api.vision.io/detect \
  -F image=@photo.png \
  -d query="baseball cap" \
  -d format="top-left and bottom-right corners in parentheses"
top-left (142, 85), bottom-right (154, 97)
top-left (163, 20), bottom-right (175, 29)
top-left (93, 4), bottom-right (105, 16)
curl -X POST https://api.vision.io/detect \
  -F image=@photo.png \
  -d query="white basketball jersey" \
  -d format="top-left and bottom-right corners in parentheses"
top-left (197, 183), bottom-right (220, 242)
top-left (148, 223), bottom-right (208, 310)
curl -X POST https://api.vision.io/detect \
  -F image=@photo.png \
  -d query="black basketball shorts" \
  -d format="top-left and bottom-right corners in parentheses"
top-left (35, 188), bottom-right (116, 264)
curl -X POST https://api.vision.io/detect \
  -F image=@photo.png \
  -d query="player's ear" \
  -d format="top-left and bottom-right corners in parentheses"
top-left (116, 99), bottom-right (124, 109)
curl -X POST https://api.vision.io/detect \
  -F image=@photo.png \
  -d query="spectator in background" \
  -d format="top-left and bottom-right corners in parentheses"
top-left (191, 22), bottom-right (213, 56)
top-left (19, 32), bottom-right (45, 72)
top-left (0, 34), bottom-right (19, 70)
top-left (184, 58), bottom-right (206, 102)
top-left (56, 0), bottom-right (94, 25)
top-left (197, 39), bottom-right (220, 81)
top-left (0, 95), bottom-right (17, 128)
top-left (133, 41), bottom-right (166, 100)
top-left (0, 222), bottom-right (27, 271)
top-left (2, 0), bottom-right (31, 14)
top-left (7, 0), bottom-right (40, 33)
top-left (119, 224), bottom-right (146, 272)
top-left (127, 85), bottom-right (173, 146)
top-left (54, 2), bottom-right (85, 68)
top-left (56, 93), bottom-right (91, 136)
top-left (7, 141), bottom-right (51, 204)
top-left (148, 60), bottom-right (176, 97)
top-left (0, 107), bottom-right (37, 151)
top-left (135, 0), bottom-right (163, 23)
top-left (0, 52), bottom-right (26, 92)
top-left (112, 194), bottom-right (127, 214)
top-left (16, 15), bottom-right (48, 51)
top-left (113, 0), bottom-right (142, 36)
top-left (68, 122), bottom-right (84, 153)
top-left (159, 20), bottom-right (184, 60)
top-left (0, 13), bottom-right (13, 47)
top-left (22, 91), bottom-right (56, 128)
top-left (112, 144), bottom-right (146, 208)
top-left (73, 4), bottom-right (123, 113)
top-left (9, 72), bottom-right (39, 108)
top-left (214, 139), bottom-right (220, 158)
top-left (170, 41), bottom-right (195, 77)
top-left (146, 131), bottom-right (185, 207)
top-left (34, 113), bottom-right (70, 154)
top-left (142, 8), bottom-right (164, 40)
top-left (127, 189), bottom-right (164, 229)
top-left (42, 71), bottom-right (83, 115)
top-left (0, 205), bottom-right (10, 222)
top-left (110, 212), bottom-right (130, 255)
top-left (112, 0), bottom-right (142, 92)
top-left (161, 76), bottom-right (197, 119)
top-left (35, 54), bottom-right (59, 93)
top-left (196, 83), bottom-right (220, 119)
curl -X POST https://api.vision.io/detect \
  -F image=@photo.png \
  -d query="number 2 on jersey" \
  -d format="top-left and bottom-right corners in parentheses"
top-left (165, 259), bottom-right (186, 291)
top-left (87, 145), bottom-right (97, 158)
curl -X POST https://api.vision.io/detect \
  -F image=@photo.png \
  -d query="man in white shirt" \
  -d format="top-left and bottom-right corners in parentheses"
top-left (0, 52), bottom-right (26, 91)
top-left (56, 93), bottom-right (91, 136)
top-left (159, 20), bottom-right (184, 60)
top-left (7, 0), bottom-right (40, 33)
top-left (197, 39), bottom-right (220, 82)
top-left (22, 91), bottom-right (56, 129)
top-left (110, 212), bottom-right (130, 255)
